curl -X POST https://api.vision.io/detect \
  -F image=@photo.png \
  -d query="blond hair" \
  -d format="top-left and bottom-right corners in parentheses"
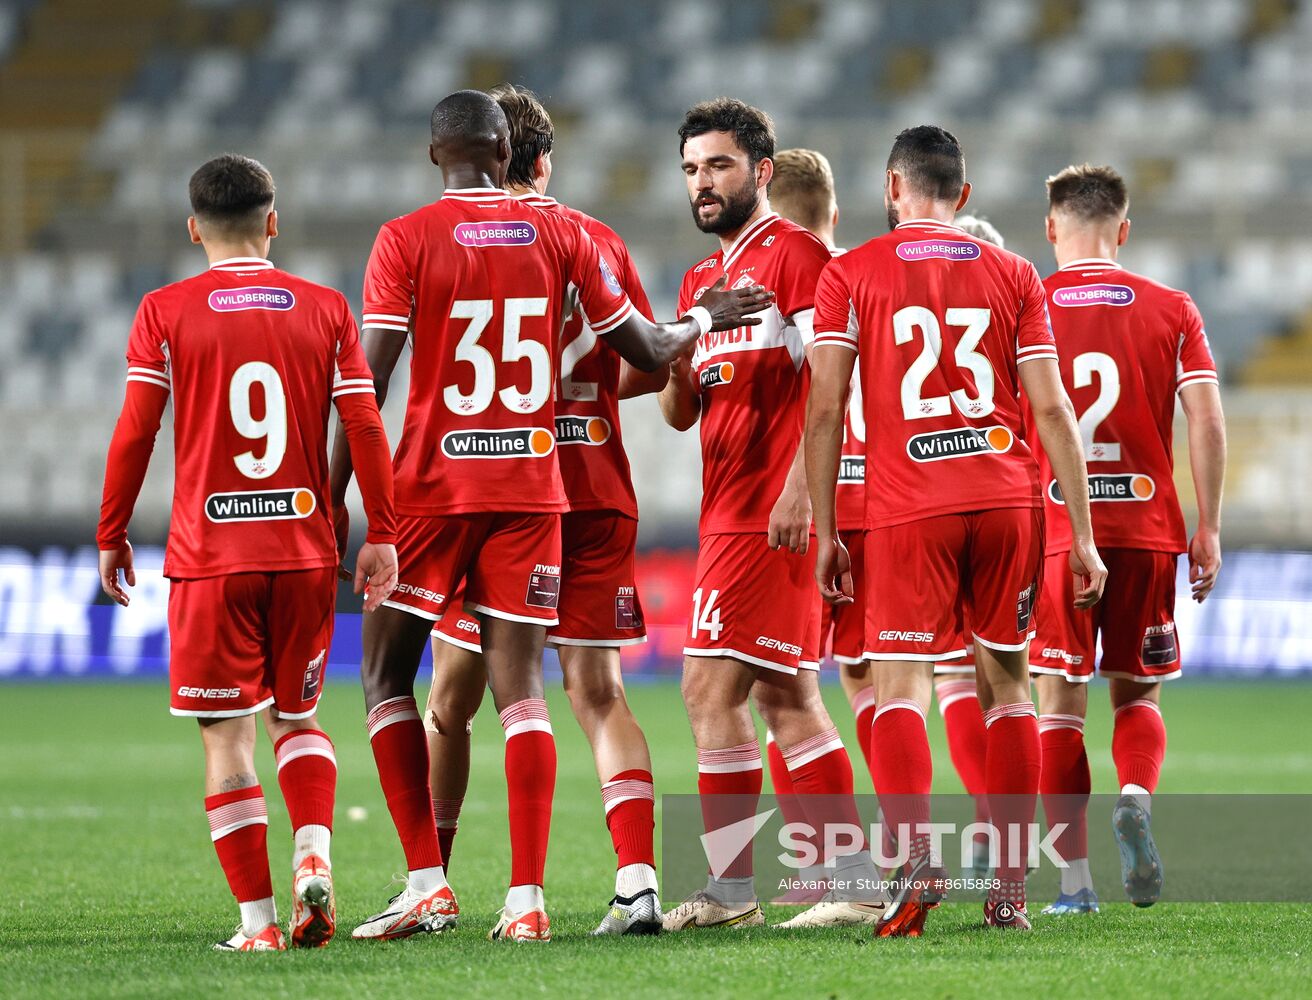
top-left (769, 148), bottom-right (836, 233)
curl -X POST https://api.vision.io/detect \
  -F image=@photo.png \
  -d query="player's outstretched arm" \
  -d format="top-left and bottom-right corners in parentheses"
top-left (1019, 357), bottom-right (1107, 608)
top-left (332, 386), bottom-right (400, 610)
top-left (1180, 381), bottom-right (1227, 602)
top-left (328, 326), bottom-right (407, 546)
top-left (604, 276), bottom-right (774, 373)
top-left (805, 344), bottom-right (856, 604)
top-left (96, 381), bottom-right (168, 606)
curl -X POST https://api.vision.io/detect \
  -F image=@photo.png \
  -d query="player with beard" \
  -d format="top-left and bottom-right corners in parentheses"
top-left (659, 101), bottom-right (884, 932)
top-left (421, 83), bottom-right (668, 936)
top-left (807, 126), bottom-right (1106, 934)
top-left (330, 90), bottom-right (771, 943)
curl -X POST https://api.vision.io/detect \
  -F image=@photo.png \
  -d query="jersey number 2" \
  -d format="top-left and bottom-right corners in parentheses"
top-left (1073, 351), bottom-right (1121, 461)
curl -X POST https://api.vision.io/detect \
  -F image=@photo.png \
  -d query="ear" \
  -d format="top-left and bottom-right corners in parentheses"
top-left (955, 181), bottom-right (971, 213)
top-left (535, 150), bottom-right (550, 183)
top-left (757, 156), bottom-right (774, 190)
top-left (1045, 214), bottom-right (1058, 245)
top-left (497, 135), bottom-right (512, 164)
top-left (831, 205), bottom-right (840, 230)
top-left (885, 169), bottom-right (899, 201)
top-left (1118, 218), bottom-right (1130, 246)
top-left (187, 216), bottom-right (202, 245)
top-left (266, 209), bottom-right (278, 240)
top-left (429, 142), bottom-right (440, 167)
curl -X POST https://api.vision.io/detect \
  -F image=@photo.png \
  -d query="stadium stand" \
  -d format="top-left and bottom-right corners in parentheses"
top-left (1, 0), bottom-right (1310, 543)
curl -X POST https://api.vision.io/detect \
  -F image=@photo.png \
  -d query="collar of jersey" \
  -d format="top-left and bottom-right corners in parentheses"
top-left (894, 218), bottom-right (963, 232)
top-left (1059, 257), bottom-right (1120, 271)
top-left (721, 211), bottom-right (780, 272)
top-left (441, 187), bottom-right (508, 203)
top-left (513, 192), bottom-right (557, 209)
top-left (210, 257), bottom-right (274, 271)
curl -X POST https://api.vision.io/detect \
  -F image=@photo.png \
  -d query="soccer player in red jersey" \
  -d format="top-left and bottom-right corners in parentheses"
top-left (659, 102), bottom-right (883, 932)
top-left (1028, 165), bottom-right (1226, 914)
top-left (807, 126), bottom-right (1107, 934)
top-left (420, 84), bottom-right (668, 935)
top-left (329, 91), bottom-right (770, 942)
top-left (96, 155), bottom-right (400, 952)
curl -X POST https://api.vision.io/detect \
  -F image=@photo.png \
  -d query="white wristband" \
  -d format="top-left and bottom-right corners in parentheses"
top-left (684, 305), bottom-right (713, 337)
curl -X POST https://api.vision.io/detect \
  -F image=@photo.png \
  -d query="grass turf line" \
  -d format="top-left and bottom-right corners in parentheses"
top-left (0, 679), bottom-right (1309, 998)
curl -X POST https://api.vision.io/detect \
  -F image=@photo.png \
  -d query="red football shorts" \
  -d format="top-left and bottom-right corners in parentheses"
top-left (864, 507), bottom-right (1043, 661)
top-left (683, 532), bottom-right (823, 674)
top-left (168, 566), bottom-right (336, 719)
top-left (820, 528), bottom-right (866, 665)
top-left (1030, 548), bottom-right (1181, 683)
top-left (385, 512), bottom-right (562, 626)
top-left (431, 510), bottom-right (646, 651)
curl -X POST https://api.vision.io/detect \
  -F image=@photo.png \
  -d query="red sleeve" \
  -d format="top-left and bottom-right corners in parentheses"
top-left (1176, 294), bottom-right (1219, 392)
top-left (125, 295), bottom-right (172, 392)
top-left (567, 223), bottom-right (635, 335)
top-left (1014, 261), bottom-right (1060, 365)
top-left (775, 232), bottom-right (830, 318)
top-left (811, 259), bottom-right (859, 352)
top-left (362, 221), bottom-right (413, 332)
top-left (330, 304), bottom-right (396, 544)
top-left (97, 380), bottom-right (167, 549)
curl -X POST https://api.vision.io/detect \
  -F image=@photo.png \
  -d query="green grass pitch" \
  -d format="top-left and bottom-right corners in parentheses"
top-left (2, 677), bottom-right (1309, 998)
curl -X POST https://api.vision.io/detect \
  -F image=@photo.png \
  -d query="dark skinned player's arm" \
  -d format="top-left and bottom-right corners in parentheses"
top-left (329, 327), bottom-right (407, 512)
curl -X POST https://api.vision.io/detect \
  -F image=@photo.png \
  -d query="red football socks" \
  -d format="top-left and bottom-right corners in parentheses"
top-left (601, 768), bottom-right (656, 869)
top-left (500, 698), bottom-right (557, 887)
top-left (206, 786), bottom-right (272, 903)
top-left (1039, 714), bottom-right (1090, 862)
top-left (983, 702), bottom-right (1041, 883)
top-left (697, 741), bottom-right (763, 880)
top-left (870, 699), bottom-right (932, 864)
top-left (1113, 698), bottom-right (1167, 793)
top-left (367, 697), bottom-right (443, 871)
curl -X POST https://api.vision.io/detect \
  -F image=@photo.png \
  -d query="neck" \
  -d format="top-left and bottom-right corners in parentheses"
top-left (1055, 232), bottom-right (1121, 269)
top-left (896, 198), bottom-right (956, 227)
top-left (506, 181), bottom-right (545, 198)
top-left (716, 195), bottom-right (771, 254)
top-left (203, 239), bottom-right (268, 265)
top-left (812, 226), bottom-right (836, 250)
top-left (441, 164), bottom-right (503, 190)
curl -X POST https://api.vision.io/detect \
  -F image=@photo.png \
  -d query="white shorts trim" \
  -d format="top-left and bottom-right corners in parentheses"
top-left (933, 663), bottom-right (976, 675)
top-left (273, 704), bottom-right (321, 721)
top-left (683, 646), bottom-right (797, 675)
top-left (470, 602), bottom-right (559, 627)
top-left (1100, 669), bottom-right (1181, 683)
top-left (381, 598), bottom-right (441, 621)
top-left (1029, 664), bottom-right (1094, 683)
top-left (832, 653), bottom-right (866, 666)
top-left (432, 629), bottom-right (482, 654)
top-left (547, 635), bottom-right (648, 649)
top-left (171, 696), bottom-right (275, 719)
top-left (865, 651), bottom-right (959, 662)
top-left (973, 633), bottom-right (1032, 653)
top-left (797, 659), bottom-right (821, 672)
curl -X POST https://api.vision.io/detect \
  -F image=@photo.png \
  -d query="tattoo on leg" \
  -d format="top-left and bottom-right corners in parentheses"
top-left (219, 772), bottom-right (259, 793)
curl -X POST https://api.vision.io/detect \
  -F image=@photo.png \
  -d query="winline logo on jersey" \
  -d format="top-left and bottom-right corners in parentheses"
top-left (1049, 474), bottom-right (1156, 503)
top-left (555, 415), bottom-right (611, 446)
top-left (839, 455), bottom-right (865, 483)
top-left (441, 427), bottom-right (555, 459)
top-left (907, 425), bottom-right (1013, 462)
top-left (205, 488), bottom-right (316, 522)
top-left (699, 361), bottom-right (735, 390)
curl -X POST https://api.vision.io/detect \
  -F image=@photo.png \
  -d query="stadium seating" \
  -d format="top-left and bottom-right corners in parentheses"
top-left (2, 0), bottom-right (1311, 539)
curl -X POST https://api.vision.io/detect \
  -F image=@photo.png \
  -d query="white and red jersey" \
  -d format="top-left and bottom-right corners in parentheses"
top-left (110, 258), bottom-right (384, 578)
top-left (813, 219), bottom-right (1059, 529)
top-left (516, 193), bottom-right (654, 520)
top-left (363, 188), bottom-right (633, 517)
top-left (1031, 258), bottom-right (1218, 555)
top-left (677, 213), bottom-right (832, 534)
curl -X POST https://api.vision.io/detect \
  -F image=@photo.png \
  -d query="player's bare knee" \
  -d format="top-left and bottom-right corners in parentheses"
top-left (1109, 677), bottom-right (1162, 709)
top-left (1035, 674), bottom-right (1088, 717)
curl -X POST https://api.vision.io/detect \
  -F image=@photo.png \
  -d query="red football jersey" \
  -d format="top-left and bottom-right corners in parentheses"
top-left (517, 193), bottom-right (654, 519)
top-left (677, 213), bottom-right (832, 534)
top-left (362, 188), bottom-right (633, 517)
top-left (813, 218), bottom-right (1059, 529)
top-left (1032, 258), bottom-right (1218, 555)
top-left (836, 372), bottom-right (867, 532)
top-left (123, 257), bottom-right (378, 578)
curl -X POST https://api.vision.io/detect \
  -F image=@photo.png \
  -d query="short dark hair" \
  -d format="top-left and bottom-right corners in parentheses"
top-left (887, 125), bottom-right (965, 201)
top-left (678, 97), bottom-right (775, 166)
top-left (489, 83), bottom-right (554, 188)
top-left (188, 154), bottom-right (275, 234)
top-left (1046, 163), bottom-right (1129, 221)
top-left (769, 148), bottom-right (836, 233)
top-left (430, 89), bottom-right (508, 146)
